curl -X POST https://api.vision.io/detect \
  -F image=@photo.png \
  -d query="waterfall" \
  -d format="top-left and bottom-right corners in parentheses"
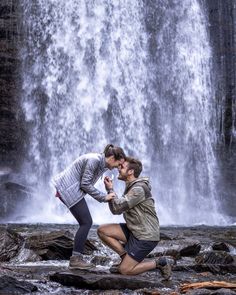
top-left (20, 0), bottom-right (227, 225)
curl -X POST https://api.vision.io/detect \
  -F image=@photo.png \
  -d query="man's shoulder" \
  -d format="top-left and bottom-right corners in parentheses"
top-left (129, 185), bottom-right (145, 195)
top-left (128, 178), bottom-right (150, 192)
top-left (127, 178), bottom-right (152, 201)
top-left (126, 186), bottom-right (146, 204)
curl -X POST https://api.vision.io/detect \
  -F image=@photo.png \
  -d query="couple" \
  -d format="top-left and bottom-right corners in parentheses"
top-left (52, 144), bottom-right (171, 280)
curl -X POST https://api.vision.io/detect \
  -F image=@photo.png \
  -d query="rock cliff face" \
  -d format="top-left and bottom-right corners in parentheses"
top-left (206, 0), bottom-right (236, 148)
top-left (0, 0), bottom-right (25, 168)
top-left (206, 0), bottom-right (236, 217)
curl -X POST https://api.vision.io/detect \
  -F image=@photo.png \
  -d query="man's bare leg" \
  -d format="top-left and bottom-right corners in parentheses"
top-left (97, 224), bottom-right (127, 256)
top-left (119, 254), bottom-right (156, 275)
top-left (98, 224), bottom-right (158, 275)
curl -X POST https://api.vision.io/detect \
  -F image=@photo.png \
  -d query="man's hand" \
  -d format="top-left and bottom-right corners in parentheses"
top-left (105, 192), bottom-right (116, 202)
top-left (104, 176), bottom-right (113, 191)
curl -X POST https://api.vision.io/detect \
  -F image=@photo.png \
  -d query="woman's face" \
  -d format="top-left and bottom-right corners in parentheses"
top-left (107, 156), bottom-right (125, 169)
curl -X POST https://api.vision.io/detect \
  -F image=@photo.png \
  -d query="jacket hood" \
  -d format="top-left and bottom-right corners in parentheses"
top-left (126, 177), bottom-right (152, 191)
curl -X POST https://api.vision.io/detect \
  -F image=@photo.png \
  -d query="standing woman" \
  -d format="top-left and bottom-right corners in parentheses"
top-left (52, 144), bottom-right (126, 269)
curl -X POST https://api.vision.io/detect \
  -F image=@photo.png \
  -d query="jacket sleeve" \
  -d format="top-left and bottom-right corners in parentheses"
top-left (80, 158), bottom-right (107, 202)
top-left (109, 186), bottom-right (146, 215)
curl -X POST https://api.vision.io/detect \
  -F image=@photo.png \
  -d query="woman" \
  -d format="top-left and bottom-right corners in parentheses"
top-left (52, 144), bottom-right (126, 269)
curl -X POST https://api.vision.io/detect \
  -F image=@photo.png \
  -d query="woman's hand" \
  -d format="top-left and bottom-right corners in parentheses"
top-left (105, 192), bottom-right (116, 201)
top-left (104, 176), bottom-right (113, 190)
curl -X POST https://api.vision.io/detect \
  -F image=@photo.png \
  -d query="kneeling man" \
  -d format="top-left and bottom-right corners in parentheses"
top-left (97, 157), bottom-right (171, 279)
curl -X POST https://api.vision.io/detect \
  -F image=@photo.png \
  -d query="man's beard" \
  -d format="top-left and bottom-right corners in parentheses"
top-left (118, 173), bottom-right (127, 181)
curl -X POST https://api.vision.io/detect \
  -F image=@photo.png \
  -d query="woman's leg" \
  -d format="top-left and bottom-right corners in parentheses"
top-left (69, 198), bottom-right (93, 255)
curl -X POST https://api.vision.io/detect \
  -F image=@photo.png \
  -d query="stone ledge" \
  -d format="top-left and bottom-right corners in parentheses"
top-left (50, 269), bottom-right (165, 290)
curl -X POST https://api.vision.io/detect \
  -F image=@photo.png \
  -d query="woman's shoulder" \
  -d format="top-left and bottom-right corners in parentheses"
top-left (75, 152), bottom-right (102, 163)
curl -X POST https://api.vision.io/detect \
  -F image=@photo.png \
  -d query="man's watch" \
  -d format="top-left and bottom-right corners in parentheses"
top-left (107, 188), bottom-right (114, 194)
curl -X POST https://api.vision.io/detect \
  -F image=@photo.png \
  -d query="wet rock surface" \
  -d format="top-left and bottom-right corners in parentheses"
top-left (0, 224), bottom-right (235, 294)
top-left (0, 0), bottom-right (25, 166)
top-left (180, 243), bottom-right (201, 257)
top-left (50, 270), bottom-right (164, 290)
top-left (24, 230), bottom-right (98, 260)
top-left (0, 275), bottom-right (37, 294)
top-left (0, 182), bottom-right (33, 220)
top-left (212, 243), bottom-right (230, 252)
top-left (0, 227), bottom-right (23, 261)
top-left (195, 251), bottom-right (234, 265)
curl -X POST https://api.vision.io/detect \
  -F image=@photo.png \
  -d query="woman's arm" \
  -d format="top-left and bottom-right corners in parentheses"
top-left (80, 159), bottom-right (107, 202)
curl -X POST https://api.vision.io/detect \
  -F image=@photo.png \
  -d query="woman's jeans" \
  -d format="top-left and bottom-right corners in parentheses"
top-left (69, 198), bottom-right (93, 255)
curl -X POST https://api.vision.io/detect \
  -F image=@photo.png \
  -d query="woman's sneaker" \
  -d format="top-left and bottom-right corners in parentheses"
top-left (155, 257), bottom-right (172, 280)
top-left (69, 255), bottom-right (94, 270)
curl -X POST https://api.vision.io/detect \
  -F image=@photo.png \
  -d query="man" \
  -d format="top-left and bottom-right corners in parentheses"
top-left (97, 157), bottom-right (171, 279)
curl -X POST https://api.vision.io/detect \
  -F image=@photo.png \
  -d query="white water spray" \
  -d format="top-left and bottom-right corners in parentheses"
top-left (20, 0), bottom-right (227, 225)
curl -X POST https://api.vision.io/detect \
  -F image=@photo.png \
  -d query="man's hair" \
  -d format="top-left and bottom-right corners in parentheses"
top-left (103, 144), bottom-right (126, 160)
top-left (125, 157), bottom-right (142, 178)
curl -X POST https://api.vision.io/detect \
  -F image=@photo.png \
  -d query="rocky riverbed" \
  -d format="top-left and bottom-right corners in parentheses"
top-left (0, 224), bottom-right (235, 294)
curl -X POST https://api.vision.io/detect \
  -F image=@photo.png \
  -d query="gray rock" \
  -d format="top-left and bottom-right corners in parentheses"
top-left (10, 247), bottom-right (42, 263)
top-left (0, 227), bottom-right (23, 261)
top-left (212, 243), bottom-right (230, 252)
top-left (0, 275), bottom-right (37, 294)
top-left (211, 289), bottom-right (236, 295)
top-left (186, 289), bottom-right (211, 295)
top-left (25, 230), bottom-right (74, 260)
top-left (91, 255), bottom-right (112, 266)
top-left (25, 230), bottom-right (98, 260)
top-left (173, 263), bottom-right (236, 274)
top-left (50, 270), bottom-right (165, 290)
top-left (195, 251), bottom-right (234, 265)
top-left (180, 243), bottom-right (201, 257)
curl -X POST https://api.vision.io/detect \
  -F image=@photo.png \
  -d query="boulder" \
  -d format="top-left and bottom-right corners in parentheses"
top-left (0, 275), bottom-right (37, 294)
top-left (0, 227), bottom-right (23, 261)
top-left (173, 263), bottom-right (236, 275)
top-left (195, 251), bottom-right (234, 265)
top-left (186, 289), bottom-right (211, 295)
top-left (25, 230), bottom-right (98, 260)
top-left (11, 247), bottom-right (42, 263)
top-left (185, 288), bottom-right (236, 295)
top-left (25, 230), bottom-right (74, 260)
top-left (50, 270), bottom-right (164, 290)
top-left (211, 289), bottom-right (236, 295)
top-left (180, 243), bottom-right (201, 257)
top-left (212, 243), bottom-right (230, 252)
top-left (82, 239), bottom-right (98, 255)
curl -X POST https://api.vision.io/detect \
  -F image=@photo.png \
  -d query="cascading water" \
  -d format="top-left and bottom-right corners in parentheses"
top-left (20, 0), bottom-right (227, 225)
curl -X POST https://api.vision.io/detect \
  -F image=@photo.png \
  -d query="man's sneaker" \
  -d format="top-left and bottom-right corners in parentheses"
top-left (156, 257), bottom-right (172, 280)
top-left (69, 255), bottom-right (94, 270)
